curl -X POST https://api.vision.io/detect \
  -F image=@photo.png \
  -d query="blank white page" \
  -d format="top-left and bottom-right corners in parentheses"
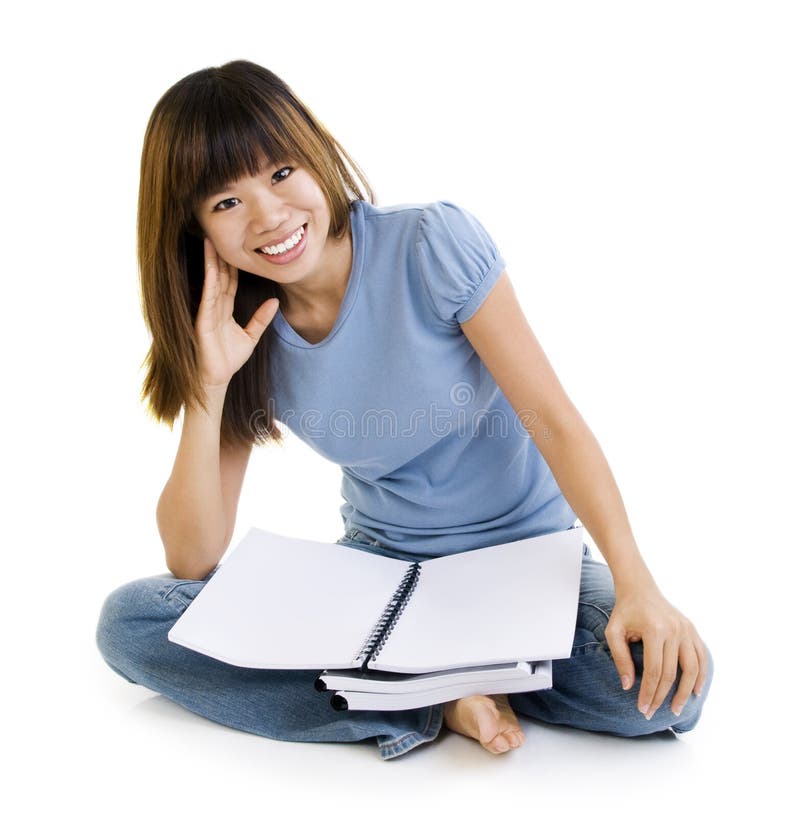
top-left (168, 528), bottom-right (411, 669)
top-left (373, 528), bottom-right (583, 673)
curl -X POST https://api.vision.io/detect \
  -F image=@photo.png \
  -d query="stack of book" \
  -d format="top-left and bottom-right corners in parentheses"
top-left (168, 526), bottom-right (584, 710)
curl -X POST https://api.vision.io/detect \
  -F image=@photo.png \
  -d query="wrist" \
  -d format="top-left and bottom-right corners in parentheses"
top-left (185, 382), bottom-right (228, 426)
top-left (201, 381), bottom-right (230, 403)
top-left (588, 530), bottom-right (659, 594)
top-left (612, 560), bottom-right (660, 595)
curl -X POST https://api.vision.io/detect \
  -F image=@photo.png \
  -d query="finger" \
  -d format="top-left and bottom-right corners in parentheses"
top-left (225, 262), bottom-right (239, 300)
top-left (199, 237), bottom-right (222, 313)
top-left (647, 634), bottom-right (679, 719)
top-left (639, 632), bottom-right (664, 717)
top-left (195, 239), bottom-right (226, 337)
top-left (693, 637), bottom-right (710, 697)
top-left (212, 245), bottom-right (231, 301)
top-left (216, 256), bottom-right (238, 313)
top-left (202, 240), bottom-right (236, 322)
top-left (243, 298), bottom-right (280, 343)
top-left (670, 638), bottom-right (700, 717)
top-left (604, 621), bottom-right (636, 692)
top-left (217, 253), bottom-right (233, 295)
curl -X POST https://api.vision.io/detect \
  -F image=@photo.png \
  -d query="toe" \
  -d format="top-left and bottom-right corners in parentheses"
top-left (491, 736), bottom-right (510, 753)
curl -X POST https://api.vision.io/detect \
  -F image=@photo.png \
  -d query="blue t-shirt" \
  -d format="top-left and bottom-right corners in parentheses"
top-left (268, 199), bottom-right (576, 558)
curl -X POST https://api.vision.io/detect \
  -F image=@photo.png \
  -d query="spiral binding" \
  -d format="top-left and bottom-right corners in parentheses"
top-left (353, 562), bottom-right (421, 670)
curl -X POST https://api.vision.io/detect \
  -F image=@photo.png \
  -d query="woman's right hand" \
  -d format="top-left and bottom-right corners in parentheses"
top-left (194, 237), bottom-right (280, 392)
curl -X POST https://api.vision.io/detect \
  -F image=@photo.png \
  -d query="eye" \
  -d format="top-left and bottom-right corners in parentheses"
top-left (272, 166), bottom-right (293, 183)
top-left (212, 197), bottom-right (240, 212)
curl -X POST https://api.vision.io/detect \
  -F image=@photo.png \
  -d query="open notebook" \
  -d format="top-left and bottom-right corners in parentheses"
top-left (168, 526), bottom-right (584, 708)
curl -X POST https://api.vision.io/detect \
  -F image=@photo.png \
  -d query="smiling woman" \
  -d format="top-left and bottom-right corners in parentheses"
top-left (137, 60), bottom-right (373, 448)
top-left (97, 57), bottom-right (713, 763)
top-left (206, 168), bottom-right (310, 261)
top-left (191, 158), bottom-right (355, 326)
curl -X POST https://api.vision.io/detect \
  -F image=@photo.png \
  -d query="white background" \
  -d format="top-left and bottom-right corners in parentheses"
top-left (2, 0), bottom-right (797, 813)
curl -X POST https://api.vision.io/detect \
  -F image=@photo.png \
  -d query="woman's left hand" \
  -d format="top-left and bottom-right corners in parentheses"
top-left (604, 583), bottom-right (709, 720)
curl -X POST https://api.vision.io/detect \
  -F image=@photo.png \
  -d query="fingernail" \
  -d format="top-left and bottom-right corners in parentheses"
top-left (645, 711), bottom-right (653, 721)
top-left (622, 675), bottom-right (632, 690)
top-left (673, 706), bottom-right (683, 717)
top-left (639, 703), bottom-right (648, 715)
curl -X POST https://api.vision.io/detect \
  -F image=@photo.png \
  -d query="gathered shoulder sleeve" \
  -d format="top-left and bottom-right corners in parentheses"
top-left (414, 201), bottom-right (506, 325)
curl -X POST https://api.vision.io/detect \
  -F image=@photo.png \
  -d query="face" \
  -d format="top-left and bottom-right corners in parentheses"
top-left (192, 160), bottom-right (336, 286)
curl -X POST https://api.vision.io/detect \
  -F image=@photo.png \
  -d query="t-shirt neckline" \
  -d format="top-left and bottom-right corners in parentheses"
top-left (271, 201), bottom-right (365, 349)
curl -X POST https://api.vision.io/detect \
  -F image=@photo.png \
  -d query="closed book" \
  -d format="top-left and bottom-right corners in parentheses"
top-left (328, 661), bottom-right (553, 711)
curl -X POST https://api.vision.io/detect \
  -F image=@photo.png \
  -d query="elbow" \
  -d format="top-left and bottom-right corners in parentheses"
top-left (159, 521), bottom-right (224, 581)
top-left (166, 553), bottom-right (218, 582)
top-left (532, 402), bottom-right (589, 448)
top-left (156, 501), bottom-right (227, 581)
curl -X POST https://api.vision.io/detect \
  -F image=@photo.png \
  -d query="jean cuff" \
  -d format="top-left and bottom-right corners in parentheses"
top-left (376, 703), bottom-right (444, 760)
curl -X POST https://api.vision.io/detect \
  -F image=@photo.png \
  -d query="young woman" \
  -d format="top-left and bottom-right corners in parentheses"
top-left (96, 59), bottom-right (713, 760)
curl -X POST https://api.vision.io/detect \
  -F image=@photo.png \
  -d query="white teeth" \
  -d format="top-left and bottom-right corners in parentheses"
top-left (259, 225), bottom-right (304, 255)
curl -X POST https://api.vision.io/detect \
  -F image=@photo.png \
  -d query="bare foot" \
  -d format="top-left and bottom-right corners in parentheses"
top-left (443, 693), bottom-right (526, 754)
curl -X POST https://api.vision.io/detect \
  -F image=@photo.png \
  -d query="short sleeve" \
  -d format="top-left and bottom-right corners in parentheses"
top-left (415, 201), bottom-right (506, 325)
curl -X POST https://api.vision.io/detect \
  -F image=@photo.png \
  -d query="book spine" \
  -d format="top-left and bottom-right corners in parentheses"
top-left (353, 562), bottom-right (421, 670)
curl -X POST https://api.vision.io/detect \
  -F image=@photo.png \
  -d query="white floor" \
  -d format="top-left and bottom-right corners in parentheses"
top-left (9, 630), bottom-right (784, 817)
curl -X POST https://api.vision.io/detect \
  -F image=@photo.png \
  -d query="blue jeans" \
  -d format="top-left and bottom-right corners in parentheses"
top-left (95, 528), bottom-right (713, 760)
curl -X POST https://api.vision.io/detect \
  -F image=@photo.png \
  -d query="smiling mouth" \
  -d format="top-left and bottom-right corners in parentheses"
top-left (256, 224), bottom-right (306, 256)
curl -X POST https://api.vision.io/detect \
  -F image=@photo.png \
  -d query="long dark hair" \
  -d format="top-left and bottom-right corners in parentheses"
top-left (137, 60), bottom-right (374, 447)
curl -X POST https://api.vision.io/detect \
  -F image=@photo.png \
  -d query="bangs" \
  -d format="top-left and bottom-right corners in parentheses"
top-left (166, 78), bottom-right (297, 212)
top-left (140, 60), bottom-right (373, 246)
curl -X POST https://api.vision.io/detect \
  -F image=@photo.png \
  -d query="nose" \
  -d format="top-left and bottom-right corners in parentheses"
top-left (248, 187), bottom-right (290, 236)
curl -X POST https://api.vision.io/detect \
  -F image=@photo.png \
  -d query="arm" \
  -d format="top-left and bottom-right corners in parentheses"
top-left (156, 385), bottom-right (251, 580)
top-left (156, 238), bottom-right (276, 580)
top-left (460, 271), bottom-right (708, 718)
top-left (460, 272), bottom-right (650, 590)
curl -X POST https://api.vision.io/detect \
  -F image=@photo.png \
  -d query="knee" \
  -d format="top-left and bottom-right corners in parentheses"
top-left (95, 575), bottom-right (172, 680)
